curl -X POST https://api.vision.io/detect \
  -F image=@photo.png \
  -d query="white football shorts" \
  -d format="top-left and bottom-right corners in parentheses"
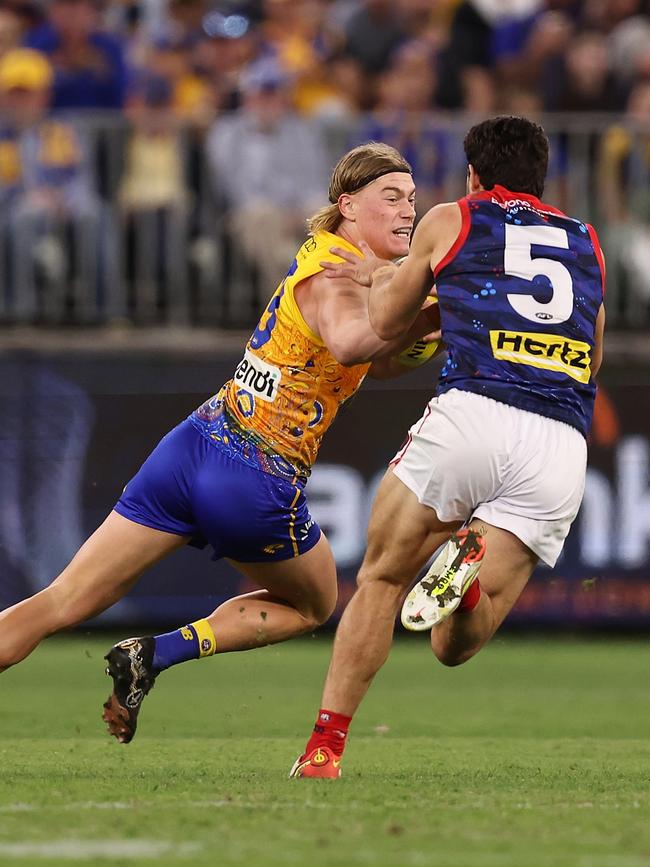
top-left (390, 388), bottom-right (587, 566)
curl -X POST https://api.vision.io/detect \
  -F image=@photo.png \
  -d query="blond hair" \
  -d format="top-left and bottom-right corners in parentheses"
top-left (307, 142), bottom-right (412, 235)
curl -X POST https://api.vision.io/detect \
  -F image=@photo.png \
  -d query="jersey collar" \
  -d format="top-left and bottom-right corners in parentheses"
top-left (471, 185), bottom-right (567, 218)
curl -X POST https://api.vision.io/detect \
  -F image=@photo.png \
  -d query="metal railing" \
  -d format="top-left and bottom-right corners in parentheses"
top-left (0, 112), bottom-right (647, 329)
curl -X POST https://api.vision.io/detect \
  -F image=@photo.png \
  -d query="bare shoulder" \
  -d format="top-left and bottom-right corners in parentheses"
top-left (294, 269), bottom-right (364, 337)
top-left (414, 201), bottom-right (460, 232)
top-left (422, 202), bottom-right (463, 272)
top-left (420, 201), bottom-right (462, 226)
top-left (410, 201), bottom-right (461, 251)
top-left (305, 269), bottom-right (358, 300)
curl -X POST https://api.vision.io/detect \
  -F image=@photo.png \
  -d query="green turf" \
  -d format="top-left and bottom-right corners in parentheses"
top-left (0, 634), bottom-right (649, 866)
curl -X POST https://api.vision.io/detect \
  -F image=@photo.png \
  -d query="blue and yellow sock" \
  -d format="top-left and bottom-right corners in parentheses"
top-left (152, 618), bottom-right (216, 673)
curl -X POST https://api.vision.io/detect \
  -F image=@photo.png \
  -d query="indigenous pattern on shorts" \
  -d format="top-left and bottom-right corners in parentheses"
top-left (189, 407), bottom-right (307, 486)
top-left (194, 230), bottom-right (369, 474)
top-left (434, 185), bottom-right (605, 437)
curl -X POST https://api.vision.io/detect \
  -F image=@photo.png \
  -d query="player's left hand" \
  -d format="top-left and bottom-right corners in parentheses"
top-left (319, 240), bottom-right (394, 286)
top-left (420, 295), bottom-right (440, 335)
top-left (421, 328), bottom-right (442, 344)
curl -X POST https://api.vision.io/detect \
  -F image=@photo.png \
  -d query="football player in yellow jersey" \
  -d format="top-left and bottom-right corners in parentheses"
top-left (0, 142), bottom-right (441, 744)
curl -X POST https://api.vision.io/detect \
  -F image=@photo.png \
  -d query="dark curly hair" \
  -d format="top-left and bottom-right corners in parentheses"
top-left (464, 116), bottom-right (549, 199)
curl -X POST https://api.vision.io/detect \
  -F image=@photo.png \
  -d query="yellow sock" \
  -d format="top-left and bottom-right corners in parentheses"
top-left (191, 618), bottom-right (216, 657)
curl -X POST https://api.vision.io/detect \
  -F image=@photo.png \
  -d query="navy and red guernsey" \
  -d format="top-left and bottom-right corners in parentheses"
top-left (434, 185), bottom-right (605, 437)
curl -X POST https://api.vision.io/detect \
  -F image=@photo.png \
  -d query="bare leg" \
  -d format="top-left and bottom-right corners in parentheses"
top-left (102, 533), bottom-right (339, 743)
top-left (321, 470), bottom-right (461, 717)
top-left (0, 511), bottom-right (188, 672)
top-left (430, 519), bottom-right (538, 666)
top-left (209, 533), bottom-right (338, 651)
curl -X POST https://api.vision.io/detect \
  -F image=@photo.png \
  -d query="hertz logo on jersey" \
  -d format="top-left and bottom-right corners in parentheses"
top-left (490, 330), bottom-right (592, 383)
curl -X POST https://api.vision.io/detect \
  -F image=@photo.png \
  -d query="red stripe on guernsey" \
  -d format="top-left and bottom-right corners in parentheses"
top-left (433, 198), bottom-right (471, 279)
top-left (390, 402), bottom-right (434, 467)
top-left (586, 223), bottom-right (606, 296)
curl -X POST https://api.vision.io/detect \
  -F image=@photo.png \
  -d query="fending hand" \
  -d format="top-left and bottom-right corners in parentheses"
top-left (319, 240), bottom-right (394, 287)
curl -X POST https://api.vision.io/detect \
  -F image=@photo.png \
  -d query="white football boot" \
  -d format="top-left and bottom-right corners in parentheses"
top-left (401, 528), bottom-right (486, 631)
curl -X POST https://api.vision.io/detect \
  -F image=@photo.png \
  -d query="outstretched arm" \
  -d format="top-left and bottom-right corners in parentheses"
top-left (312, 272), bottom-right (440, 366)
top-left (368, 203), bottom-right (461, 340)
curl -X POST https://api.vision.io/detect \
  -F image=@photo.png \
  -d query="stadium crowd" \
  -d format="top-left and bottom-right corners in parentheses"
top-left (0, 0), bottom-right (648, 324)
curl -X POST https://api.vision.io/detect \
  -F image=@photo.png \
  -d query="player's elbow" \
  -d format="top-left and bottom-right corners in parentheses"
top-left (326, 339), bottom-right (366, 366)
top-left (369, 310), bottom-right (405, 342)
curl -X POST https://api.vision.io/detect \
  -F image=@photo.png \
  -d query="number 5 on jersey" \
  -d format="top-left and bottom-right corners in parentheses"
top-left (504, 225), bottom-right (573, 324)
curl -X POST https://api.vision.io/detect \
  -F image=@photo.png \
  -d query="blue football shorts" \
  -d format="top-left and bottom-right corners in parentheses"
top-left (114, 418), bottom-right (321, 563)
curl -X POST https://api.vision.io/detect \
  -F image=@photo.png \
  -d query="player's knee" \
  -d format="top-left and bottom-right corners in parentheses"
top-left (430, 633), bottom-right (479, 668)
top-left (356, 561), bottom-right (411, 594)
top-left (311, 596), bottom-right (337, 627)
top-left (298, 587), bottom-right (338, 629)
top-left (0, 650), bottom-right (17, 671)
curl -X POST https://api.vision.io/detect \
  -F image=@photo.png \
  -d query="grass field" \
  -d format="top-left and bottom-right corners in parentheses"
top-left (0, 634), bottom-right (649, 866)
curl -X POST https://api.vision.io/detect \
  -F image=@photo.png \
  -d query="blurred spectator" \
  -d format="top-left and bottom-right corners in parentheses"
top-left (259, 0), bottom-right (328, 74)
top-left (343, 0), bottom-right (407, 75)
top-left (583, 0), bottom-right (648, 32)
top-left (599, 79), bottom-right (650, 307)
top-left (483, 1), bottom-right (581, 113)
top-left (357, 40), bottom-right (453, 212)
top-left (206, 57), bottom-right (328, 292)
top-left (490, 0), bottom-right (559, 72)
top-left (0, 4), bottom-right (22, 58)
top-left (607, 2), bottom-right (650, 88)
top-left (499, 84), bottom-right (543, 115)
top-left (460, 64), bottom-right (497, 112)
top-left (151, 0), bottom-right (206, 49)
top-left (293, 51), bottom-right (364, 117)
top-left (0, 0), bottom-right (43, 34)
top-left (257, 0), bottom-right (362, 115)
top-left (0, 47), bottom-right (120, 321)
top-left (119, 73), bottom-right (191, 321)
top-left (550, 31), bottom-right (627, 112)
top-left (436, 0), bottom-right (494, 109)
top-left (119, 74), bottom-right (187, 213)
top-left (397, 0), bottom-right (448, 41)
top-left (25, 0), bottom-right (128, 110)
top-left (522, 9), bottom-right (573, 107)
top-left (193, 16), bottom-right (259, 112)
top-left (146, 38), bottom-right (215, 130)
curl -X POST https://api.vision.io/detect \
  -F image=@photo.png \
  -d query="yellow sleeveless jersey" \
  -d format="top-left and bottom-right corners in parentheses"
top-left (219, 231), bottom-right (370, 472)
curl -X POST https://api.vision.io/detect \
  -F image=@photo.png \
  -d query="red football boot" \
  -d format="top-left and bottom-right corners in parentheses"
top-left (289, 746), bottom-right (342, 779)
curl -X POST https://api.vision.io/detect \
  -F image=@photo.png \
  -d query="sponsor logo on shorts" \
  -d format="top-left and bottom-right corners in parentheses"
top-left (490, 330), bottom-right (591, 383)
top-left (263, 542), bottom-right (284, 555)
top-left (234, 350), bottom-right (281, 402)
top-left (299, 518), bottom-right (315, 540)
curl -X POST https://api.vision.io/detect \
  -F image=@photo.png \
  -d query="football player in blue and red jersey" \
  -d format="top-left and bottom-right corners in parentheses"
top-left (292, 116), bottom-right (606, 779)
